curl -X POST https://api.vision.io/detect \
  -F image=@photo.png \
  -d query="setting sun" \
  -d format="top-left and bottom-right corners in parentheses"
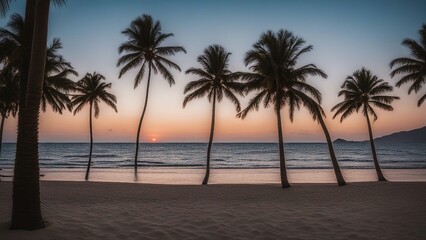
top-left (152, 138), bottom-right (157, 142)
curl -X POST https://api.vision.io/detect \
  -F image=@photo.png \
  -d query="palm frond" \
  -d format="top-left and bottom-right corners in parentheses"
top-left (418, 92), bottom-right (426, 107)
top-left (156, 46), bottom-right (187, 56)
top-left (183, 79), bottom-right (210, 93)
top-left (182, 83), bottom-right (211, 107)
top-left (390, 24), bottom-right (426, 106)
top-left (154, 60), bottom-right (175, 86)
top-left (237, 90), bottom-right (267, 119)
top-left (222, 87), bottom-right (241, 112)
top-left (369, 101), bottom-right (394, 111)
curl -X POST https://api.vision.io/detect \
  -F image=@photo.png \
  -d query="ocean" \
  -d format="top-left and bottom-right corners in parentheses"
top-left (0, 142), bottom-right (425, 169)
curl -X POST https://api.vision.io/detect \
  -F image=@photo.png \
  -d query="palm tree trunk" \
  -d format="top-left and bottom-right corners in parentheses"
top-left (134, 64), bottom-right (152, 173)
top-left (0, 115), bottom-right (4, 157)
top-left (276, 105), bottom-right (290, 188)
top-left (365, 107), bottom-right (387, 181)
top-left (11, 0), bottom-right (36, 220)
top-left (14, 0), bottom-right (36, 162)
top-left (18, 0), bottom-right (36, 112)
top-left (202, 90), bottom-right (216, 185)
top-left (11, 0), bottom-right (50, 230)
top-left (85, 102), bottom-right (93, 180)
top-left (318, 114), bottom-right (346, 186)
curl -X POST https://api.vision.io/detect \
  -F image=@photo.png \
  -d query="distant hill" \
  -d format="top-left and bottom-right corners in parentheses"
top-left (333, 138), bottom-right (358, 144)
top-left (334, 126), bottom-right (426, 144)
top-left (374, 126), bottom-right (426, 144)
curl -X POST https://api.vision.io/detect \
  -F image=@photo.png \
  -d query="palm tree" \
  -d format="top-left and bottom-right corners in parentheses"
top-left (0, 66), bottom-right (19, 156)
top-left (71, 73), bottom-right (117, 180)
top-left (11, 0), bottom-right (65, 230)
top-left (117, 14), bottom-right (186, 172)
top-left (236, 30), bottom-right (327, 188)
top-left (332, 68), bottom-right (399, 181)
top-left (11, 0), bottom-right (51, 229)
top-left (390, 24), bottom-right (426, 107)
top-left (183, 45), bottom-right (242, 185)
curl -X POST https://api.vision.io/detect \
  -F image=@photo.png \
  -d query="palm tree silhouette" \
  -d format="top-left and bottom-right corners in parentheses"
top-left (0, 66), bottom-right (19, 156)
top-left (0, 16), bottom-right (77, 114)
top-left (6, 0), bottom-right (65, 230)
top-left (237, 30), bottom-right (327, 188)
top-left (183, 45), bottom-right (243, 185)
top-left (332, 68), bottom-right (399, 181)
top-left (390, 24), bottom-right (426, 107)
top-left (71, 72), bottom-right (117, 180)
top-left (11, 0), bottom-right (51, 229)
top-left (117, 14), bottom-right (186, 173)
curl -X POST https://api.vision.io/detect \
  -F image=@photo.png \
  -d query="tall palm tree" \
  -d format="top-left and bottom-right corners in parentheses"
top-left (332, 68), bottom-right (399, 181)
top-left (236, 30), bottom-right (327, 188)
top-left (11, 0), bottom-right (51, 229)
top-left (183, 45), bottom-right (242, 185)
top-left (390, 24), bottom-right (426, 107)
top-left (71, 73), bottom-right (117, 180)
top-left (0, 66), bottom-right (19, 156)
top-left (117, 14), bottom-right (186, 172)
top-left (9, 0), bottom-right (65, 230)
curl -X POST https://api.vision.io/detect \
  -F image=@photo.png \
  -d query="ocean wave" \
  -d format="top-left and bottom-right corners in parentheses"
top-left (0, 142), bottom-right (424, 169)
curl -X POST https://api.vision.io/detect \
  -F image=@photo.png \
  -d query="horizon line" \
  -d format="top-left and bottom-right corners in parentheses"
top-left (2, 141), bottom-right (331, 144)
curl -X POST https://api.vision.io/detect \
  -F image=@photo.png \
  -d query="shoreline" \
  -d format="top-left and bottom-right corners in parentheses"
top-left (1, 168), bottom-right (425, 184)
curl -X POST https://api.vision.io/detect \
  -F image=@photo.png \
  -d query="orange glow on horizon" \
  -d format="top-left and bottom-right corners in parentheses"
top-left (1, 95), bottom-right (423, 143)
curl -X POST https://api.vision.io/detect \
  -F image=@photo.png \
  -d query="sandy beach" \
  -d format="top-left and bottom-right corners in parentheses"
top-left (1, 180), bottom-right (425, 240)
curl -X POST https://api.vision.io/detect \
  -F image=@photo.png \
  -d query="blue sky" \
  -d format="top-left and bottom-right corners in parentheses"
top-left (1, 0), bottom-right (425, 142)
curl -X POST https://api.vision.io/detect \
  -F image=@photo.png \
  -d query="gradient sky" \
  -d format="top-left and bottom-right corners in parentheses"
top-left (1, 0), bottom-right (425, 142)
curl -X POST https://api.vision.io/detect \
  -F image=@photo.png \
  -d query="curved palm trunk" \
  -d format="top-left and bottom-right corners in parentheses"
top-left (276, 106), bottom-right (290, 188)
top-left (85, 102), bottom-right (94, 180)
top-left (11, 0), bottom-right (50, 230)
top-left (134, 65), bottom-right (152, 173)
top-left (0, 115), bottom-right (4, 157)
top-left (202, 91), bottom-right (216, 185)
top-left (317, 114), bottom-right (346, 186)
top-left (365, 108), bottom-right (387, 181)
